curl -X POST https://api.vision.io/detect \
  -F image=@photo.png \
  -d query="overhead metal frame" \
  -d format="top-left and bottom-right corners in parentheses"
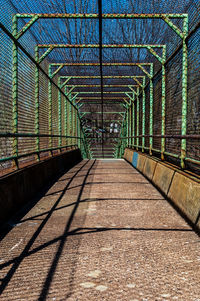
top-left (11, 13), bottom-right (188, 165)
top-left (35, 43), bottom-right (165, 159)
top-left (50, 62), bottom-right (154, 154)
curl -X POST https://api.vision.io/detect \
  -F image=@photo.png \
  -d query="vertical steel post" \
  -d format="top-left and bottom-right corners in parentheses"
top-left (80, 130), bottom-right (83, 157)
top-left (65, 88), bottom-right (71, 145)
top-left (136, 87), bottom-right (140, 150)
top-left (48, 65), bottom-right (52, 151)
top-left (161, 46), bottom-right (166, 160)
top-left (181, 16), bottom-right (188, 169)
top-left (68, 96), bottom-right (72, 146)
top-left (149, 64), bottom-right (154, 155)
top-left (12, 15), bottom-right (19, 167)
top-left (129, 103), bottom-right (132, 147)
top-left (77, 116), bottom-right (80, 148)
top-left (125, 118), bottom-right (127, 152)
top-left (35, 46), bottom-right (40, 159)
top-left (73, 105), bottom-right (75, 145)
top-left (142, 77), bottom-right (146, 152)
top-left (58, 78), bottom-right (62, 148)
top-left (132, 93), bottom-right (135, 147)
top-left (64, 93), bottom-right (67, 146)
top-left (75, 110), bottom-right (78, 146)
top-left (121, 125), bottom-right (124, 157)
top-left (74, 106), bottom-right (76, 145)
top-left (65, 87), bottom-right (69, 146)
top-left (71, 105), bottom-right (73, 146)
top-left (70, 104), bottom-right (73, 146)
top-left (126, 105), bottom-right (129, 147)
top-left (129, 104), bottom-right (132, 147)
top-left (74, 108), bottom-right (77, 144)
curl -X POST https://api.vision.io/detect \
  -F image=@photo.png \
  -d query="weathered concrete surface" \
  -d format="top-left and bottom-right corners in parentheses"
top-left (124, 148), bottom-right (200, 231)
top-left (0, 149), bottom-right (82, 226)
top-left (124, 148), bottom-right (134, 164)
top-left (153, 162), bottom-right (175, 195)
top-left (0, 159), bottom-right (199, 300)
top-left (168, 172), bottom-right (200, 225)
top-left (143, 157), bottom-right (157, 180)
top-left (137, 153), bottom-right (147, 172)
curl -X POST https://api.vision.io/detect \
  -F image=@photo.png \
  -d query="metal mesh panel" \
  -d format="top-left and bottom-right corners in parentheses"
top-left (139, 93), bottom-right (143, 147)
top-left (52, 84), bottom-right (59, 148)
top-left (145, 83), bottom-right (150, 148)
top-left (18, 49), bottom-right (36, 162)
top-left (187, 26), bottom-right (200, 161)
top-left (0, 28), bottom-right (13, 171)
top-left (39, 71), bottom-right (49, 150)
top-left (153, 72), bottom-right (162, 150)
top-left (165, 49), bottom-right (182, 155)
top-left (0, 0), bottom-right (199, 170)
top-left (134, 98), bottom-right (138, 147)
top-left (61, 93), bottom-right (66, 146)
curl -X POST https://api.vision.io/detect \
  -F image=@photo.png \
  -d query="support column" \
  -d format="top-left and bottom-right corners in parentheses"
top-left (69, 103), bottom-right (72, 145)
top-left (129, 105), bottom-right (132, 147)
top-left (142, 78), bottom-right (146, 152)
top-left (64, 93), bottom-right (67, 146)
top-left (58, 78), bottom-right (62, 148)
top-left (48, 65), bottom-right (52, 151)
top-left (72, 106), bottom-right (76, 144)
top-left (149, 64), bottom-right (153, 155)
top-left (181, 16), bottom-right (188, 169)
top-left (136, 87), bottom-right (140, 150)
top-left (132, 94), bottom-right (135, 148)
top-left (161, 62), bottom-right (166, 160)
top-left (12, 15), bottom-right (19, 167)
top-left (126, 106), bottom-right (129, 147)
top-left (77, 116), bottom-right (81, 148)
top-left (65, 87), bottom-right (72, 146)
top-left (35, 46), bottom-right (40, 159)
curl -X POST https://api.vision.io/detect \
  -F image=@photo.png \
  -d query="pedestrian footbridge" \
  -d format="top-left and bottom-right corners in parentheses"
top-left (0, 1), bottom-right (200, 300)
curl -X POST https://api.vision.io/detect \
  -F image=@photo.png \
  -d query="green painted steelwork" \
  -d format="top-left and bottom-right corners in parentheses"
top-left (58, 78), bottom-right (62, 147)
top-left (35, 46), bottom-right (40, 157)
top-left (49, 62), bottom-right (153, 82)
top-left (9, 19), bottom-right (91, 165)
top-left (0, 145), bottom-right (79, 164)
top-left (149, 64), bottom-right (154, 155)
top-left (59, 74), bottom-right (145, 80)
top-left (181, 15), bottom-right (189, 169)
top-left (64, 85), bottom-right (138, 88)
top-left (71, 91), bottom-right (135, 94)
top-left (7, 13), bottom-right (191, 165)
top-left (64, 91), bottom-right (67, 146)
top-left (129, 104), bottom-right (132, 147)
top-left (142, 77), bottom-right (146, 152)
top-left (136, 87), bottom-right (139, 150)
top-left (81, 112), bottom-right (125, 114)
top-left (16, 13), bottom-right (188, 20)
top-left (67, 89), bottom-right (72, 146)
top-left (48, 65), bottom-right (53, 150)
top-left (12, 15), bottom-right (19, 166)
top-left (132, 95), bottom-right (135, 147)
top-left (50, 62), bottom-right (153, 66)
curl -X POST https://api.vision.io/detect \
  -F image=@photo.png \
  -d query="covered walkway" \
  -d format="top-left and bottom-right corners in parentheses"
top-left (0, 159), bottom-right (199, 300)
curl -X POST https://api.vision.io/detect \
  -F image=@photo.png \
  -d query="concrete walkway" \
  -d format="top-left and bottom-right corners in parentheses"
top-left (0, 159), bottom-right (199, 300)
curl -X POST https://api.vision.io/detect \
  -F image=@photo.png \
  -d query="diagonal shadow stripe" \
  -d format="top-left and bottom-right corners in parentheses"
top-left (38, 160), bottom-right (96, 300)
top-left (0, 160), bottom-right (90, 294)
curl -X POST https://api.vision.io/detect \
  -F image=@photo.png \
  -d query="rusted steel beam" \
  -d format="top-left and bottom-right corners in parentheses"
top-left (60, 75), bottom-right (144, 78)
top-left (50, 62), bottom-right (153, 66)
top-left (16, 13), bottom-right (188, 19)
top-left (64, 85), bottom-right (138, 87)
top-left (38, 43), bottom-right (164, 49)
